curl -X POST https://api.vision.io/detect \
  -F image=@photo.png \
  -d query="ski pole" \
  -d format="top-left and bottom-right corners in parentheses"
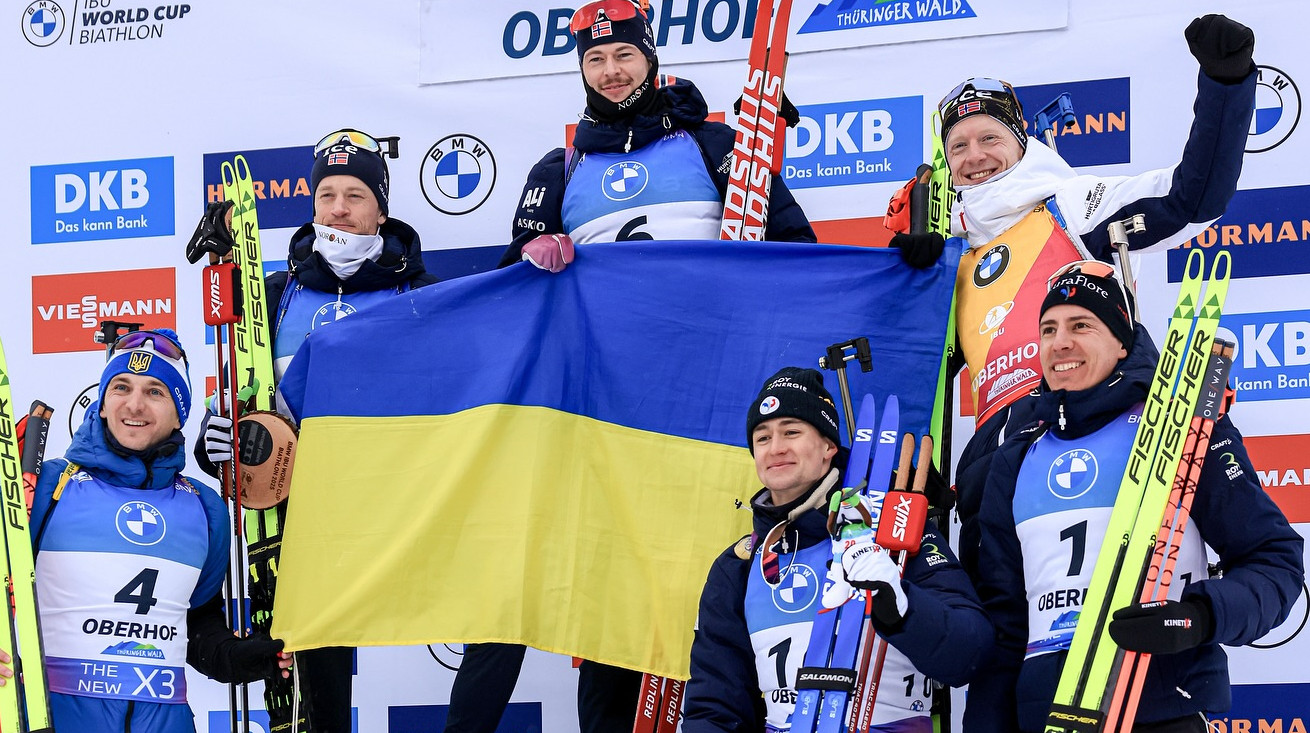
top-left (1106, 214), bottom-right (1146, 311)
top-left (1034, 93), bottom-right (1076, 151)
top-left (819, 338), bottom-right (873, 441)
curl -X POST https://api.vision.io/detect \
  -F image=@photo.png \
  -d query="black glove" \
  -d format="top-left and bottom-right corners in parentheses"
top-left (891, 232), bottom-right (945, 269)
top-left (1185, 14), bottom-right (1255, 84)
top-left (733, 90), bottom-right (802, 128)
top-left (187, 595), bottom-right (286, 683)
top-left (226, 633), bottom-right (287, 683)
top-left (1109, 598), bottom-right (1213, 655)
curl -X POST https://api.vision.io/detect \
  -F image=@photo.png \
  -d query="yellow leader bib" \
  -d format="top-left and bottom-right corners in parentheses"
top-left (957, 203), bottom-right (1086, 425)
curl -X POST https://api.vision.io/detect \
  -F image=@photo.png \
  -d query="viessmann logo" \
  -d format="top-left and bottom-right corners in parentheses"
top-left (32, 268), bottom-right (176, 354)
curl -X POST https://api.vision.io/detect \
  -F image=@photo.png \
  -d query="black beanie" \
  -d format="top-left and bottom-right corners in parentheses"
top-left (311, 133), bottom-right (390, 216)
top-left (573, 1), bottom-right (658, 65)
top-left (1041, 267), bottom-right (1136, 352)
top-left (939, 77), bottom-right (1028, 151)
top-left (746, 367), bottom-right (842, 453)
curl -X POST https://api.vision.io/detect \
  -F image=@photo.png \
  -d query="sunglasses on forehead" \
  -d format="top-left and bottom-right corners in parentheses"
top-left (569, 0), bottom-right (646, 34)
top-left (313, 128), bottom-right (401, 160)
top-left (111, 329), bottom-right (187, 363)
top-left (937, 77), bottom-right (1017, 115)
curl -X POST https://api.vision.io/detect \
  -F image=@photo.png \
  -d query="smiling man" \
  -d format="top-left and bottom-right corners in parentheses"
top-left (497, 0), bottom-right (814, 274)
top-left (886, 15), bottom-right (1262, 583)
top-left (28, 329), bottom-right (291, 732)
top-left (966, 264), bottom-right (1304, 732)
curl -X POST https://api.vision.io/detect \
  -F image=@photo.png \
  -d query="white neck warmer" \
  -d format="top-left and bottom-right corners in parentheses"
top-left (950, 139), bottom-right (1078, 245)
top-left (312, 224), bottom-right (385, 279)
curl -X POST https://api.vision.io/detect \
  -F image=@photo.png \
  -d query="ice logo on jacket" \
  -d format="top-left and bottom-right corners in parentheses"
top-left (1047, 448), bottom-right (1099, 500)
top-left (602, 161), bottom-right (649, 201)
top-left (771, 563), bottom-right (819, 614)
top-left (116, 501), bottom-right (166, 546)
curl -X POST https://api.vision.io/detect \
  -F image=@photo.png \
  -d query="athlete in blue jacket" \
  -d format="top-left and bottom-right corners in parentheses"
top-left (967, 265), bottom-right (1304, 732)
top-left (683, 368), bottom-right (990, 732)
top-left (498, 0), bottom-right (814, 274)
top-left (31, 329), bottom-right (288, 732)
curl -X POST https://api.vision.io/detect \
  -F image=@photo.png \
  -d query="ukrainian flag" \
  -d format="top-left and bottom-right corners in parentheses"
top-left (271, 239), bottom-right (961, 679)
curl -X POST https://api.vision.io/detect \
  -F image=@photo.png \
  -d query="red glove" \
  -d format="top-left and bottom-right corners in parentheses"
top-left (521, 234), bottom-right (575, 274)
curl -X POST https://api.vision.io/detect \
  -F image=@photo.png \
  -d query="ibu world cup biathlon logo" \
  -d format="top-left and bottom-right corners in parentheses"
top-left (1048, 448), bottom-right (1098, 500)
top-left (117, 501), bottom-right (166, 546)
top-left (1247, 65), bottom-right (1300, 154)
top-left (772, 563), bottom-right (819, 614)
top-left (602, 161), bottom-right (648, 201)
top-left (420, 134), bottom-right (497, 215)
top-left (972, 244), bottom-right (1011, 288)
top-left (23, 0), bottom-right (64, 47)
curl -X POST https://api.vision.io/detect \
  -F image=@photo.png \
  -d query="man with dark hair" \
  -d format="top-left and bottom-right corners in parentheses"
top-left (968, 264), bottom-right (1303, 732)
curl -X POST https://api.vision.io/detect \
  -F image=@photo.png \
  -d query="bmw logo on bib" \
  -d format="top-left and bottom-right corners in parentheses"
top-left (117, 501), bottom-right (166, 546)
top-left (771, 563), bottom-right (819, 614)
top-left (602, 161), bottom-right (649, 202)
top-left (1048, 448), bottom-right (1098, 500)
top-left (972, 244), bottom-right (1011, 288)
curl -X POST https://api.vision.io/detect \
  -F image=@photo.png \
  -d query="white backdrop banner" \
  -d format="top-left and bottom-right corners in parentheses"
top-left (5, 0), bottom-right (1307, 730)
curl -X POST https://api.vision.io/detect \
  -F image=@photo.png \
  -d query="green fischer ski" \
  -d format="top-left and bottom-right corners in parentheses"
top-left (0, 335), bottom-right (54, 732)
top-left (1047, 248), bottom-right (1231, 732)
top-left (924, 110), bottom-right (957, 473)
top-left (221, 156), bottom-right (311, 732)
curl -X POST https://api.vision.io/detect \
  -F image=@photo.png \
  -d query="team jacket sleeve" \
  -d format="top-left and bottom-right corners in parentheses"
top-left (1182, 417), bottom-right (1305, 644)
top-left (962, 436), bottom-right (1030, 733)
top-left (498, 148), bottom-right (569, 268)
top-left (30, 457), bottom-right (68, 551)
top-left (877, 521), bottom-right (992, 687)
top-left (683, 548), bottom-right (762, 733)
top-left (1058, 69), bottom-right (1256, 258)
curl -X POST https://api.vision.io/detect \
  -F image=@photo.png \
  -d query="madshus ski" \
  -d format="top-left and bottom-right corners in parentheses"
top-left (635, 1), bottom-right (795, 729)
top-left (1046, 248), bottom-right (1231, 733)
top-left (219, 157), bottom-right (313, 733)
top-left (0, 335), bottom-right (54, 732)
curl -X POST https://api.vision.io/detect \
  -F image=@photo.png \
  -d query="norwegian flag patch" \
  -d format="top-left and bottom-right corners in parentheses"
top-left (957, 100), bottom-right (983, 116)
top-left (591, 19), bottom-right (612, 37)
top-left (328, 152), bottom-right (350, 166)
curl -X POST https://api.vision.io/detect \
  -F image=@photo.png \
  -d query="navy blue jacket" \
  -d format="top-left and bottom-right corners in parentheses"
top-left (683, 469), bottom-right (991, 732)
top-left (499, 76), bottom-right (815, 267)
top-left (966, 325), bottom-right (1305, 732)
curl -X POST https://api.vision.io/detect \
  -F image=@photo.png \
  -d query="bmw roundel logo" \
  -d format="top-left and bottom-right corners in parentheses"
top-left (1047, 448), bottom-right (1098, 500)
top-left (1247, 65), bottom-right (1300, 154)
top-left (23, 1), bottom-right (65, 47)
top-left (116, 501), bottom-right (166, 546)
top-left (772, 563), bottom-right (819, 614)
top-left (602, 161), bottom-right (649, 201)
top-left (312, 301), bottom-right (358, 328)
top-left (420, 134), bottom-right (497, 215)
top-left (972, 244), bottom-right (1011, 288)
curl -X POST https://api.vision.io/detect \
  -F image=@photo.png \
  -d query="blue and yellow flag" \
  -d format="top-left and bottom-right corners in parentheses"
top-left (271, 240), bottom-right (961, 678)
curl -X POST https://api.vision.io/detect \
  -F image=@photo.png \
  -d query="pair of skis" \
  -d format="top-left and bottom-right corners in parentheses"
top-left (188, 156), bottom-right (311, 732)
top-left (1046, 247), bottom-right (1232, 732)
top-left (635, 1), bottom-right (795, 729)
top-left (0, 338), bottom-right (54, 732)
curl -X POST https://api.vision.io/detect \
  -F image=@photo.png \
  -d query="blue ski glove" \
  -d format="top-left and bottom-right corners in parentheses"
top-left (841, 537), bottom-right (908, 629)
top-left (1109, 598), bottom-right (1214, 655)
top-left (891, 232), bottom-right (945, 269)
top-left (1185, 14), bottom-right (1255, 84)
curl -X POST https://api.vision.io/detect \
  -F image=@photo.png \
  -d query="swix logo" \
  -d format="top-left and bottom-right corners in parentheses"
top-left (1215, 309), bottom-right (1310, 402)
top-left (782, 96), bottom-right (921, 190)
top-left (202, 146), bottom-right (314, 230)
top-left (31, 156), bottom-right (175, 244)
top-left (888, 494), bottom-right (913, 541)
top-left (32, 268), bottom-right (176, 354)
top-left (1169, 185), bottom-right (1310, 281)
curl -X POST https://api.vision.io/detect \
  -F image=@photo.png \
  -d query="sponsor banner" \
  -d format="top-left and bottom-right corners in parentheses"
top-left (1014, 77), bottom-right (1131, 167)
top-left (386, 702), bottom-right (543, 732)
top-left (1209, 683), bottom-right (1310, 733)
top-left (21, 0), bottom-right (196, 48)
top-left (1242, 434), bottom-right (1310, 524)
top-left (32, 268), bottom-right (176, 354)
top-left (1248, 65), bottom-right (1301, 154)
top-left (783, 95), bottom-right (922, 189)
top-left (1216, 309), bottom-right (1310, 403)
top-left (202, 147), bottom-right (315, 231)
top-left (1167, 185), bottom-right (1310, 281)
top-left (419, 135), bottom-right (497, 215)
top-left (31, 156), bottom-right (175, 244)
top-left (418, 0), bottom-right (1068, 84)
